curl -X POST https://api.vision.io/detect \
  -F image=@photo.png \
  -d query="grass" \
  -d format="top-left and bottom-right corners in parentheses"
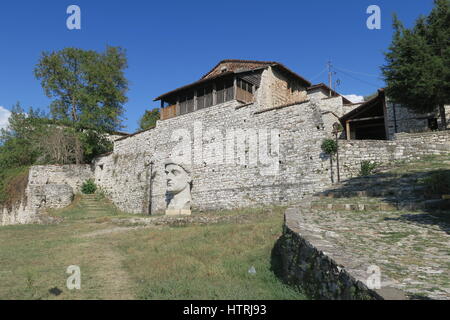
top-left (0, 196), bottom-right (306, 300)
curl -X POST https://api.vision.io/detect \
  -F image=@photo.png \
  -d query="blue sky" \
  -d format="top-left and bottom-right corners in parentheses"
top-left (0, 0), bottom-right (435, 133)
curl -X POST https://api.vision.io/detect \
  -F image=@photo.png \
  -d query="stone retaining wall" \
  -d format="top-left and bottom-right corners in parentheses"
top-left (337, 130), bottom-right (450, 180)
top-left (0, 165), bottom-right (93, 226)
top-left (276, 207), bottom-right (398, 300)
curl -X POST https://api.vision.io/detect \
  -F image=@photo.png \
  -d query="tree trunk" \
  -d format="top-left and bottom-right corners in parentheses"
top-left (439, 104), bottom-right (447, 130)
top-left (330, 157), bottom-right (334, 184)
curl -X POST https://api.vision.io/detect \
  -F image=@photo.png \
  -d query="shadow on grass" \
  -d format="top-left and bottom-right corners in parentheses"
top-left (315, 168), bottom-right (450, 234)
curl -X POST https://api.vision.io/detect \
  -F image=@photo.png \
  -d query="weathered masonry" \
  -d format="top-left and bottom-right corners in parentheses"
top-left (341, 89), bottom-right (450, 140)
top-left (2, 59), bottom-right (449, 224)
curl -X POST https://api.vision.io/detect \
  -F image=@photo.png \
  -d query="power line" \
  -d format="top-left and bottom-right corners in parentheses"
top-left (333, 66), bottom-right (381, 78)
top-left (333, 68), bottom-right (382, 88)
top-left (309, 67), bottom-right (328, 82)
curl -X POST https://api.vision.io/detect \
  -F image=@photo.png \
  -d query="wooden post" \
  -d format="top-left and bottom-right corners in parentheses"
top-left (212, 83), bottom-right (217, 105)
top-left (194, 90), bottom-right (198, 111)
top-left (176, 97), bottom-right (180, 116)
top-left (148, 161), bottom-right (154, 215)
top-left (346, 120), bottom-right (351, 140)
top-left (233, 77), bottom-right (237, 101)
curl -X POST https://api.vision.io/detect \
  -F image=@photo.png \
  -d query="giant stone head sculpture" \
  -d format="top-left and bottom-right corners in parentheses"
top-left (164, 161), bottom-right (192, 216)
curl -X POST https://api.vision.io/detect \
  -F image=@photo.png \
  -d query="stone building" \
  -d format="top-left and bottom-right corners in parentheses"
top-left (2, 59), bottom-right (449, 224)
top-left (341, 89), bottom-right (450, 140)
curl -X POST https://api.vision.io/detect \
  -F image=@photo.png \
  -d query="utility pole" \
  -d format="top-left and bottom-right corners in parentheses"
top-left (327, 61), bottom-right (333, 97)
top-left (148, 161), bottom-right (154, 215)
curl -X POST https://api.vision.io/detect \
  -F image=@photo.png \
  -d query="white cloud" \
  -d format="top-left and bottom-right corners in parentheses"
top-left (0, 106), bottom-right (12, 131)
top-left (343, 94), bottom-right (365, 103)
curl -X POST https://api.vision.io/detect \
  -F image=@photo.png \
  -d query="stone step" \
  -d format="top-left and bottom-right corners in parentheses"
top-left (319, 188), bottom-right (425, 199)
top-left (315, 199), bottom-right (450, 211)
top-left (310, 201), bottom-right (425, 212)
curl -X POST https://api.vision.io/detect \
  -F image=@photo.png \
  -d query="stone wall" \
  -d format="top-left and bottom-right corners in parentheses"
top-left (28, 165), bottom-right (94, 193)
top-left (337, 130), bottom-right (450, 180)
top-left (256, 66), bottom-right (308, 110)
top-left (0, 165), bottom-right (93, 226)
top-left (276, 207), bottom-right (405, 300)
top-left (94, 99), bottom-right (332, 215)
top-left (385, 101), bottom-right (450, 139)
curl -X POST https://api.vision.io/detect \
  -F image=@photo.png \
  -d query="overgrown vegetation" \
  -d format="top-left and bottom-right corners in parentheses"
top-left (0, 104), bottom-right (113, 202)
top-left (138, 108), bottom-right (160, 130)
top-left (81, 179), bottom-right (97, 195)
top-left (359, 160), bottom-right (379, 176)
top-left (0, 167), bottom-right (29, 207)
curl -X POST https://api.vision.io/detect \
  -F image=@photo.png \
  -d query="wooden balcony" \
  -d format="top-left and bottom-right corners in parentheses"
top-left (236, 86), bottom-right (254, 104)
top-left (160, 104), bottom-right (177, 120)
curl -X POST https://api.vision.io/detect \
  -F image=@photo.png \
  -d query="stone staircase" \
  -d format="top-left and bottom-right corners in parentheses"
top-left (78, 194), bottom-right (116, 216)
top-left (311, 164), bottom-right (450, 212)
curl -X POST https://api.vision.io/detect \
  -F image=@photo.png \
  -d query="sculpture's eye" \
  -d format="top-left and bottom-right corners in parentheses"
top-left (172, 170), bottom-right (179, 176)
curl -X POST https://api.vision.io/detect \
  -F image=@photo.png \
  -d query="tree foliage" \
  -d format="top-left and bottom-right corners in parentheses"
top-left (34, 46), bottom-right (129, 132)
top-left (0, 103), bottom-right (112, 170)
top-left (382, 0), bottom-right (450, 128)
top-left (139, 108), bottom-right (160, 130)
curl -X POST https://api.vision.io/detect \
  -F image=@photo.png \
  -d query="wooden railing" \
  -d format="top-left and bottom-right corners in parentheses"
top-left (236, 87), bottom-right (254, 103)
top-left (160, 104), bottom-right (177, 120)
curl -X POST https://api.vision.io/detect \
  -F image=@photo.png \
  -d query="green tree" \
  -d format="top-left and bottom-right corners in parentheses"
top-left (139, 108), bottom-right (160, 130)
top-left (382, 0), bottom-right (450, 129)
top-left (0, 103), bottom-right (43, 170)
top-left (34, 46), bottom-right (129, 132)
top-left (321, 138), bottom-right (338, 184)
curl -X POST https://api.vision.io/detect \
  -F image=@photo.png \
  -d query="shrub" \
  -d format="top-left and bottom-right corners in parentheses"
top-left (419, 171), bottom-right (450, 197)
top-left (81, 179), bottom-right (97, 194)
top-left (321, 139), bottom-right (338, 155)
top-left (359, 161), bottom-right (378, 176)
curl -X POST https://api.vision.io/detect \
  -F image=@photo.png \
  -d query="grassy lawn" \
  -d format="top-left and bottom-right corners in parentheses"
top-left (0, 196), bottom-right (306, 300)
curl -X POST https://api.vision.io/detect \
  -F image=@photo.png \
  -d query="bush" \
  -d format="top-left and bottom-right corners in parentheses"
top-left (419, 171), bottom-right (450, 197)
top-left (359, 161), bottom-right (378, 176)
top-left (321, 139), bottom-right (338, 155)
top-left (81, 179), bottom-right (97, 194)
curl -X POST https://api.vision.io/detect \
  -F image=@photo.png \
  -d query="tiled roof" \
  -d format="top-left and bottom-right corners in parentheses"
top-left (154, 59), bottom-right (311, 101)
top-left (307, 83), bottom-right (353, 105)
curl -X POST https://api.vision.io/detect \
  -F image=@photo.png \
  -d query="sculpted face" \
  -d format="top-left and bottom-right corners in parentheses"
top-left (165, 164), bottom-right (191, 194)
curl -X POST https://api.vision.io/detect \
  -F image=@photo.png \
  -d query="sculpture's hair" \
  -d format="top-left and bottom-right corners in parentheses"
top-left (163, 160), bottom-right (191, 175)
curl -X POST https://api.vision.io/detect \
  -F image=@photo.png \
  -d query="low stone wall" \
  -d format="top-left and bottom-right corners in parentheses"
top-left (337, 130), bottom-right (450, 180)
top-left (28, 165), bottom-right (94, 193)
top-left (276, 208), bottom-right (398, 300)
top-left (0, 165), bottom-right (93, 226)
